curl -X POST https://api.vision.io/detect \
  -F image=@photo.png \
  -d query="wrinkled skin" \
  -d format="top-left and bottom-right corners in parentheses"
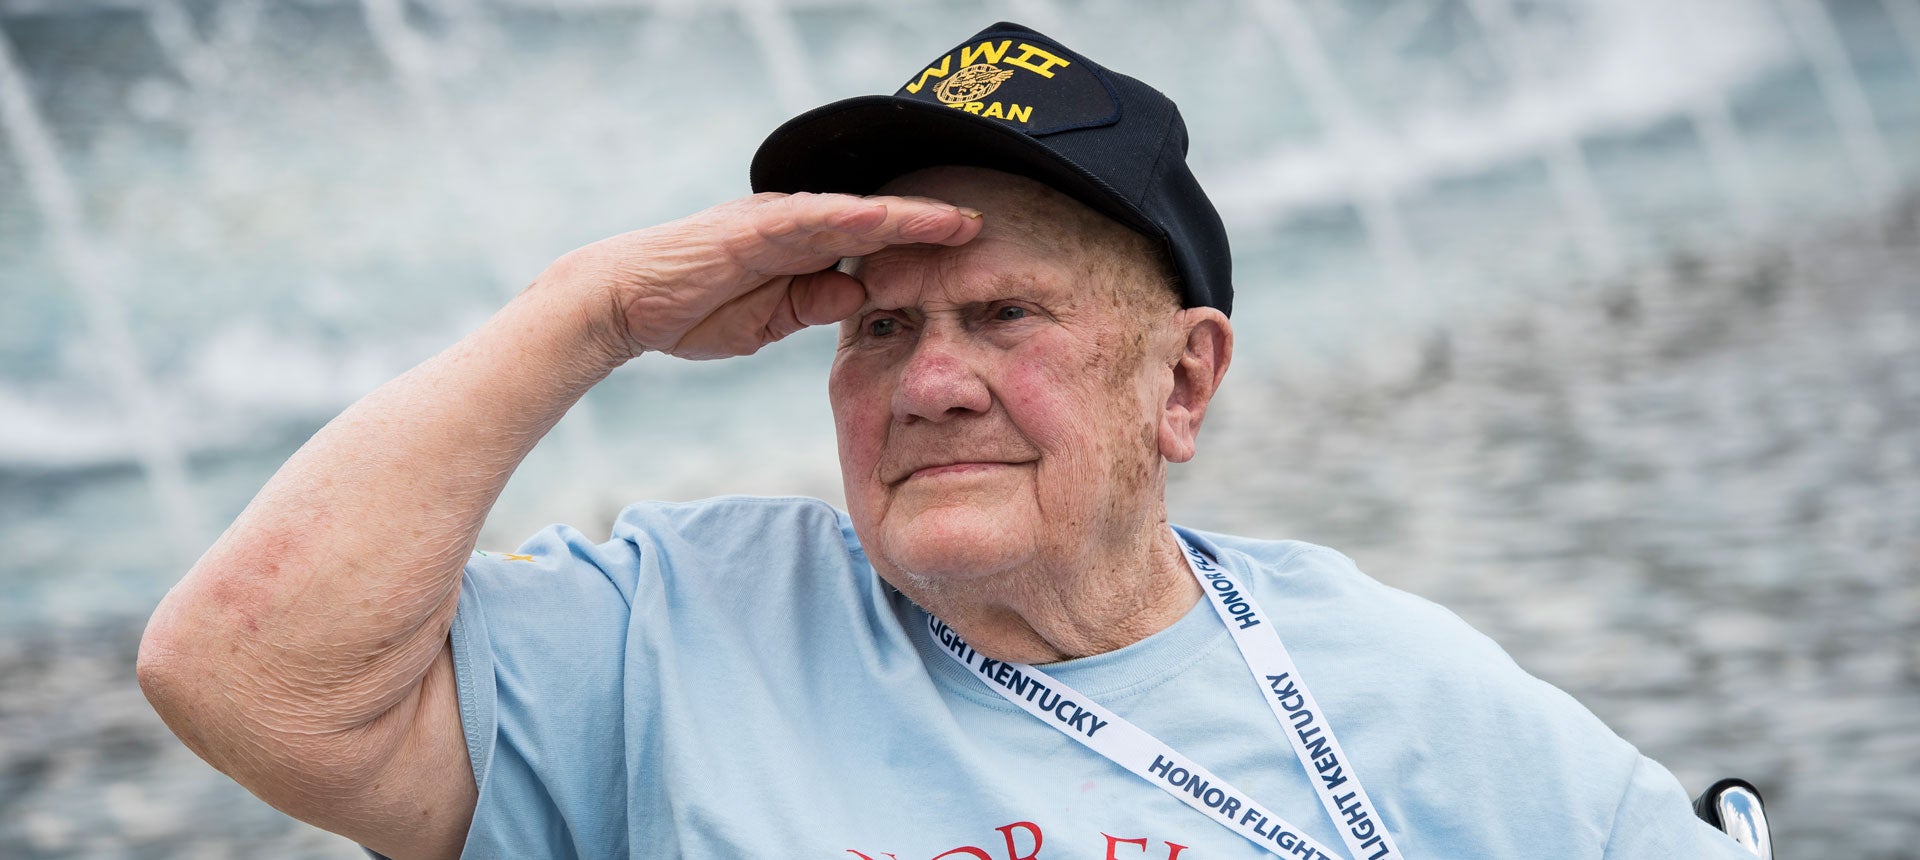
top-left (136, 188), bottom-right (988, 860)
top-left (136, 163), bottom-right (1229, 859)
top-left (831, 167), bottom-right (1233, 662)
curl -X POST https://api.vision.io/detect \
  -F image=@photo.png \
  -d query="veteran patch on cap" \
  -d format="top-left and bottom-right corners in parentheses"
top-left (894, 31), bottom-right (1116, 134)
top-left (751, 22), bottom-right (1233, 316)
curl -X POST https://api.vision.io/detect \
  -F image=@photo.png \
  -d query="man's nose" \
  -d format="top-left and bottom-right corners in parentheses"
top-left (892, 329), bottom-right (990, 423)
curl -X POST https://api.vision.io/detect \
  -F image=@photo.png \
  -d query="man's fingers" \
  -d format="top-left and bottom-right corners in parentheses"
top-left (666, 268), bottom-right (865, 359)
top-left (586, 190), bottom-right (980, 359)
top-left (672, 277), bottom-right (790, 360)
top-left (790, 269), bottom-right (868, 327)
top-left (861, 197), bottom-right (984, 246)
top-left (897, 202), bottom-right (986, 245)
top-left (820, 201), bottom-right (890, 235)
top-left (735, 193), bottom-right (983, 272)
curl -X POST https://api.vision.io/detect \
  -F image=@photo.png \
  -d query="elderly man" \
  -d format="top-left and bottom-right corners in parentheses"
top-left (138, 22), bottom-right (1752, 860)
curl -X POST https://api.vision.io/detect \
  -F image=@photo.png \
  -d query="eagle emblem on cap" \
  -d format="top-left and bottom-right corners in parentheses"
top-left (934, 63), bottom-right (1016, 105)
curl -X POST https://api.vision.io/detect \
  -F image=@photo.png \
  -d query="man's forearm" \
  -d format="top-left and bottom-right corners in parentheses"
top-left (140, 264), bottom-right (622, 758)
top-left (134, 193), bottom-right (981, 854)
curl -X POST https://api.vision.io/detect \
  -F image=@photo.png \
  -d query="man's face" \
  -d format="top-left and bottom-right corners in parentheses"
top-left (829, 167), bottom-right (1182, 588)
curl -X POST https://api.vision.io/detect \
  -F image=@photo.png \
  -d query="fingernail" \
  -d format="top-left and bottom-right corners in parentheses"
top-left (958, 207), bottom-right (983, 219)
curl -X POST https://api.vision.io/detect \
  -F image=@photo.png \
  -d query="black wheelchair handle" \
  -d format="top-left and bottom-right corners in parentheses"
top-left (1692, 777), bottom-right (1772, 859)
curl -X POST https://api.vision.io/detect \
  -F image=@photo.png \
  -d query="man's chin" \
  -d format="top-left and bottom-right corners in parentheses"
top-left (872, 506), bottom-right (1032, 584)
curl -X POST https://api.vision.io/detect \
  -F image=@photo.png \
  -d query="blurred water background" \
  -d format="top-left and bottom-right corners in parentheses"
top-left (0, 0), bottom-right (1916, 856)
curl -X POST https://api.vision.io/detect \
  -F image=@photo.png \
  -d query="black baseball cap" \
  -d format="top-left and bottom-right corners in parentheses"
top-left (750, 22), bottom-right (1233, 316)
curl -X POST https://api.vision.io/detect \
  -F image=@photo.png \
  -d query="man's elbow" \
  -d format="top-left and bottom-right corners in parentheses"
top-left (136, 579), bottom-right (281, 773)
top-left (136, 539), bottom-right (306, 729)
top-left (138, 604), bottom-right (394, 809)
top-left (137, 603), bottom-right (229, 763)
top-left (139, 575), bottom-right (422, 769)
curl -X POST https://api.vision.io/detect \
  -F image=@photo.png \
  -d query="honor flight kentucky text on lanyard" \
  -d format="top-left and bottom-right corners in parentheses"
top-left (926, 532), bottom-right (1403, 860)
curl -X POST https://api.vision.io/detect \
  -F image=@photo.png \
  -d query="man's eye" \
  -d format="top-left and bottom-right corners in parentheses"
top-left (994, 305), bottom-right (1028, 321)
top-left (867, 317), bottom-right (899, 337)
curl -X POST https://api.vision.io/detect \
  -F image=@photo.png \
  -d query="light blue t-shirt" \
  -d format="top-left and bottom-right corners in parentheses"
top-left (444, 496), bottom-right (1748, 858)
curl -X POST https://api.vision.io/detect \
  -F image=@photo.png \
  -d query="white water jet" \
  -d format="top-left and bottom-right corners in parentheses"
top-left (0, 27), bottom-right (207, 555)
top-left (1244, 0), bottom-right (1425, 301)
top-left (360, 0), bottom-right (444, 108)
top-left (637, 0), bottom-right (699, 66)
top-left (356, 0), bottom-right (618, 524)
top-left (1883, 0), bottom-right (1920, 196)
top-left (1214, 0), bottom-right (1788, 230)
top-left (144, 0), bottom-right (226, 89)
top-left (1686, 94), bottom-right (1770, 238)
top-left (1464, 0), bottom-right (1624, 277)
top-left (999, 0), bottom-right (1067, 36)
top-left (1674, 1), bottom-right (1770, 237)
top-left (1774, 0), bottom-right (1899, 202)
top-left (1363, 0), bottom-right (1447, 55)
top-left (734, 0), bottom-right (819, 116)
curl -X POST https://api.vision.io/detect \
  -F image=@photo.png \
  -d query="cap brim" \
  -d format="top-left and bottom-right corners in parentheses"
top-left (750, 95), bottom-right (1159, 239)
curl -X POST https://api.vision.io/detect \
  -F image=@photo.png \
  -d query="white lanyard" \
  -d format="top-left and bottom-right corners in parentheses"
top-left (925, 532), bottom-right (1402, 860)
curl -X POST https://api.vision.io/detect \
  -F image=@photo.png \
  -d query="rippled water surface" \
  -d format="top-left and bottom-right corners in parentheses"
top-left (2, 0), bottom-right (1918, 856)
top-left (1175, 207), bottom-right (1920, 856)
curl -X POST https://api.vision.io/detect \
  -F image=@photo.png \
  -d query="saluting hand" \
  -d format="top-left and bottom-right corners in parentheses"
top-left (552, 192), bottom-right (984, 361)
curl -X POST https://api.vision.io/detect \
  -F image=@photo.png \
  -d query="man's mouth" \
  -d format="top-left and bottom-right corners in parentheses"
top-left (887, 458), bottom-right (1033, 485)
top-left (908, 461), bottom-right (1014, 480)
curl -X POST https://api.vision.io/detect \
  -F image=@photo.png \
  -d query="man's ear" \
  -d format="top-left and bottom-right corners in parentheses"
top-left (1158, 308), bottom-right (1232, 463)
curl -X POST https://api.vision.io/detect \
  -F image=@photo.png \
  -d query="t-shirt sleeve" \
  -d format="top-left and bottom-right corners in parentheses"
top-left (1601, 752), bottom-right (1759, 858)
top-left (446, 524), bottom-right (640, 859)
